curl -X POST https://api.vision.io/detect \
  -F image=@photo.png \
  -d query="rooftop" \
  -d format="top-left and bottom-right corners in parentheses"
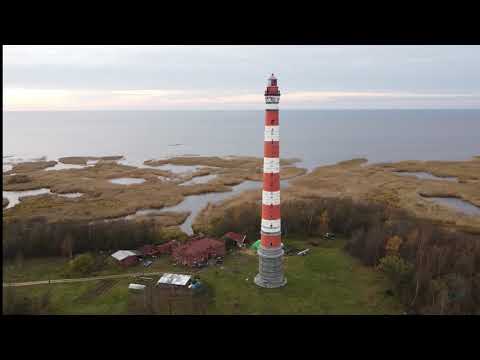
top-left (111, 250), bottom-right (139, 261)
top-left (157, 273), bottom-right (192, 286)
top-left (177, 238), bottom-right (224, 256)
top-left (128, 283), bottom-right (146, 290)
top-left (223, 232), bottom-right (247, 244)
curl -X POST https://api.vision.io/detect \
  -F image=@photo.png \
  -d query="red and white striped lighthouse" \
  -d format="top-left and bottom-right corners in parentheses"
top-left (254, 74), bottom-right (287, 288)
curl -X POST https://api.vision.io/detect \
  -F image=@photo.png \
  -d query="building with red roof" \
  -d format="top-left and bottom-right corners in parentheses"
top-left (222, 232), bottom-right (248, 249)
top-left (172, 237), bottom-right (225, 267)
top-left (156, 240), bottom-right (179, 255)
top-left (138, 244), bottom-right (161, 257)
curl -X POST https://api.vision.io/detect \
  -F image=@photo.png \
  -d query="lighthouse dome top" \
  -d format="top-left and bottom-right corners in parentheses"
top-left (268, 73), bottom-right (278, 86)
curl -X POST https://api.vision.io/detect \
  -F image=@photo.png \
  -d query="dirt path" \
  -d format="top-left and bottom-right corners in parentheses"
top-left (2, 272), bottom-right (163, 288)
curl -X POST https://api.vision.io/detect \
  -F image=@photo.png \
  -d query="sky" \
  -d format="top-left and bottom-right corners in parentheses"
top-left (3, 45), bottom-right (480, 110)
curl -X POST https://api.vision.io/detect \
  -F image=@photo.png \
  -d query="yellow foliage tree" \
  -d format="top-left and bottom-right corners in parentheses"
top-left (385, 235), bottom-right (403, 255)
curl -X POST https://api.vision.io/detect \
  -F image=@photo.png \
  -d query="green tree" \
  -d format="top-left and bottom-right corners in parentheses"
top-left (65, 253), bottom-right (96, 276)
top-left (378, 255), bottom-right (414, 291)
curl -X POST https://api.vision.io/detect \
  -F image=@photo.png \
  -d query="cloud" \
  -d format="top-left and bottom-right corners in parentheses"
top-left (5, 87), bottom-right (480, 111)
top-left (4, 45), bottom-right (480, 110)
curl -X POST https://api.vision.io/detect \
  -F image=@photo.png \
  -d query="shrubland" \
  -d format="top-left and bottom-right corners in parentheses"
top-left (195, 194), bottom-right (480, 314)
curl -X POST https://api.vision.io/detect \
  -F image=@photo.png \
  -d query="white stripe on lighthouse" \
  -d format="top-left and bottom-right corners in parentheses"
top-left (263, 157), bottom-right (280, 174)
top-left (264, 126), bottom-right (280, 142)
top-left (261, 219), bottom-right (281, 233)
top-left (265, 103), bottom-right (279, 110)
top-left (265, 96), bottom-right (280, 104)
top-left (262, 190), bottom-right (280, 206)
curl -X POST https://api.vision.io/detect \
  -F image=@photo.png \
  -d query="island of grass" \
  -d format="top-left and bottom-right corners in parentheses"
top-left (2, 237), bottom-right (404, 315)
top-left (2, 155), bottom-right (306, 224)
top-left (288, 157), bottom-right (480, 234)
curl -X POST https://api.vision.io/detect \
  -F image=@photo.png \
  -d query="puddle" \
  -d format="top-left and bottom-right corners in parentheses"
top-left (158, 176), bottom-right (172, 181)
top-left (179, 174), bottom-right (218, 186)
top-left (58, 192), bottom-right (83, 198)
top-left (423, 196), bottom-right (480, 216)
top-left (395, 171), bottom-right (458, 182)
top-left (118, 158), bottom-right (164, 169)
top-left (155, 164), bottom-right (203, 174)
top-left (3, 188), bottom-right (52, 209)
top-left (45, 163), bottom-right (87, 171)
top-left (109, 178), bottom-right (146, 185)
top-left (45, 159), bottom-right (102, 171)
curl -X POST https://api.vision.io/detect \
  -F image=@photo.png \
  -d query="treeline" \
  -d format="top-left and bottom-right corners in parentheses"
top-left (203, 196), bottom-right (480, 315)
top-left (3, 218), bottom-right (164, 260)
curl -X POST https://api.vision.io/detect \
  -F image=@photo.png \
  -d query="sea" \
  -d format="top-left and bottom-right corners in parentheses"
top-left (3, 110), bottom-right (480, 170)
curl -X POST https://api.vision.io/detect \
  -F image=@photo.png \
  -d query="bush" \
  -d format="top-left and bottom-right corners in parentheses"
top-left (377, 255), bottom-right (414, 290)
top-left (64, 253), bottom-right (96, 276)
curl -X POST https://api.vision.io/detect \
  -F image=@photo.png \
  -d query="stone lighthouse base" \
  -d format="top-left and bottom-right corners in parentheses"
top-left (254, 245), bottom-right (287, 288)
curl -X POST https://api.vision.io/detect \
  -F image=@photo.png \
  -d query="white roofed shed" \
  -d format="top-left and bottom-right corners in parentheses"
top-left (128, 283), bottom-right (146, 291)
top-left (156, 273), bottom-right (192, 287)
top-left (111, 250), bottom-right (139, 261)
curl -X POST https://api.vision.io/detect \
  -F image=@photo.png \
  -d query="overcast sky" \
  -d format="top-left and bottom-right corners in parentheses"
top-left (3, 45), bottom-right (480, 110)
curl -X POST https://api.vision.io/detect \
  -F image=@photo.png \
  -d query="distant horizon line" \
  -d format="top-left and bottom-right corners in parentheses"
top-left (4, 108), bottom-right (480, 112)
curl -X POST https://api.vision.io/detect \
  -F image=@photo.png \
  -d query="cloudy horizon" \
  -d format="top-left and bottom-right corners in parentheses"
top-left (4, 45), bottom-right (480, 111)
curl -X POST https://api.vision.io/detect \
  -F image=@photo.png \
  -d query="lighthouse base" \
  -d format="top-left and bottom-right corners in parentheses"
top-left (254, 245), bottom-right (287, 288)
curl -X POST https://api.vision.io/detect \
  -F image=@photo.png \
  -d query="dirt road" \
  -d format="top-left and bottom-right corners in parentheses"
top-left (2, 272), bottom-right (163, 288)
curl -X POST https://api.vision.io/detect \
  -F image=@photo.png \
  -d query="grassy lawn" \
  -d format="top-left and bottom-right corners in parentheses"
top-left (3, 237), bottom-right (404, 315)
top-left (3, 253), bottom-right (179, 283)
top-left (200, 237), bottom-right (404, 314)
top-left (3, 257), bottom-right (70, 283)
top-left (3, 279), bottom-right (131, 315)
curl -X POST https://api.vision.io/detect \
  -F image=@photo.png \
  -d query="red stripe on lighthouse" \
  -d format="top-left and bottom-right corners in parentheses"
top-left (261, 233), bottom-right (281, 248)
top-left (263, 173), bottom-right (280, 191)
top-left (262, 204), bottom-right (280, 219)
top-left (264, 141), bottom-right (279, 158)
top-left (265, 111), bottom-right (279, 126)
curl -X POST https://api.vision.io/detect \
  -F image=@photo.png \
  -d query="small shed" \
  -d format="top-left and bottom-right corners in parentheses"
top-left (222, 232), bottom-right (247, 248)
top-left (157, 273), bottom-right (192, 287)
top-left (128, 283), bottom-right (146, 291)
top-left (111, 250), bottom-right (140, 267)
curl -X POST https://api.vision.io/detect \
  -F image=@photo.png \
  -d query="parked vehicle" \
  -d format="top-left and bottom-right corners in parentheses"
top-left (143, 260), bottom-right (153, 267)
top-left (323, 232), bottom-right (336, 240)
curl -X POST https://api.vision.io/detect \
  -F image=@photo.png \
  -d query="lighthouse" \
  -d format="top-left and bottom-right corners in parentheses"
top-left (254, 74), bottom-right (287, 288)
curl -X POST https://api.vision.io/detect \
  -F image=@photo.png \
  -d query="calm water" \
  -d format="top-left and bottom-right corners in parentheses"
top-left (4, 110), bottom-right (479, 225)
top-left (109, 178), bottom-right (146, 185)
top-left (4, 110), bottom-right (480, 170)
top-left (393, 172), bottom-right (458, 182)
top-left (425, 197), bottom-right (480, 217)
top-left (2, 188), bottom-right (83, 209)
top-left (121, 179), bottom-right (290, 235)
